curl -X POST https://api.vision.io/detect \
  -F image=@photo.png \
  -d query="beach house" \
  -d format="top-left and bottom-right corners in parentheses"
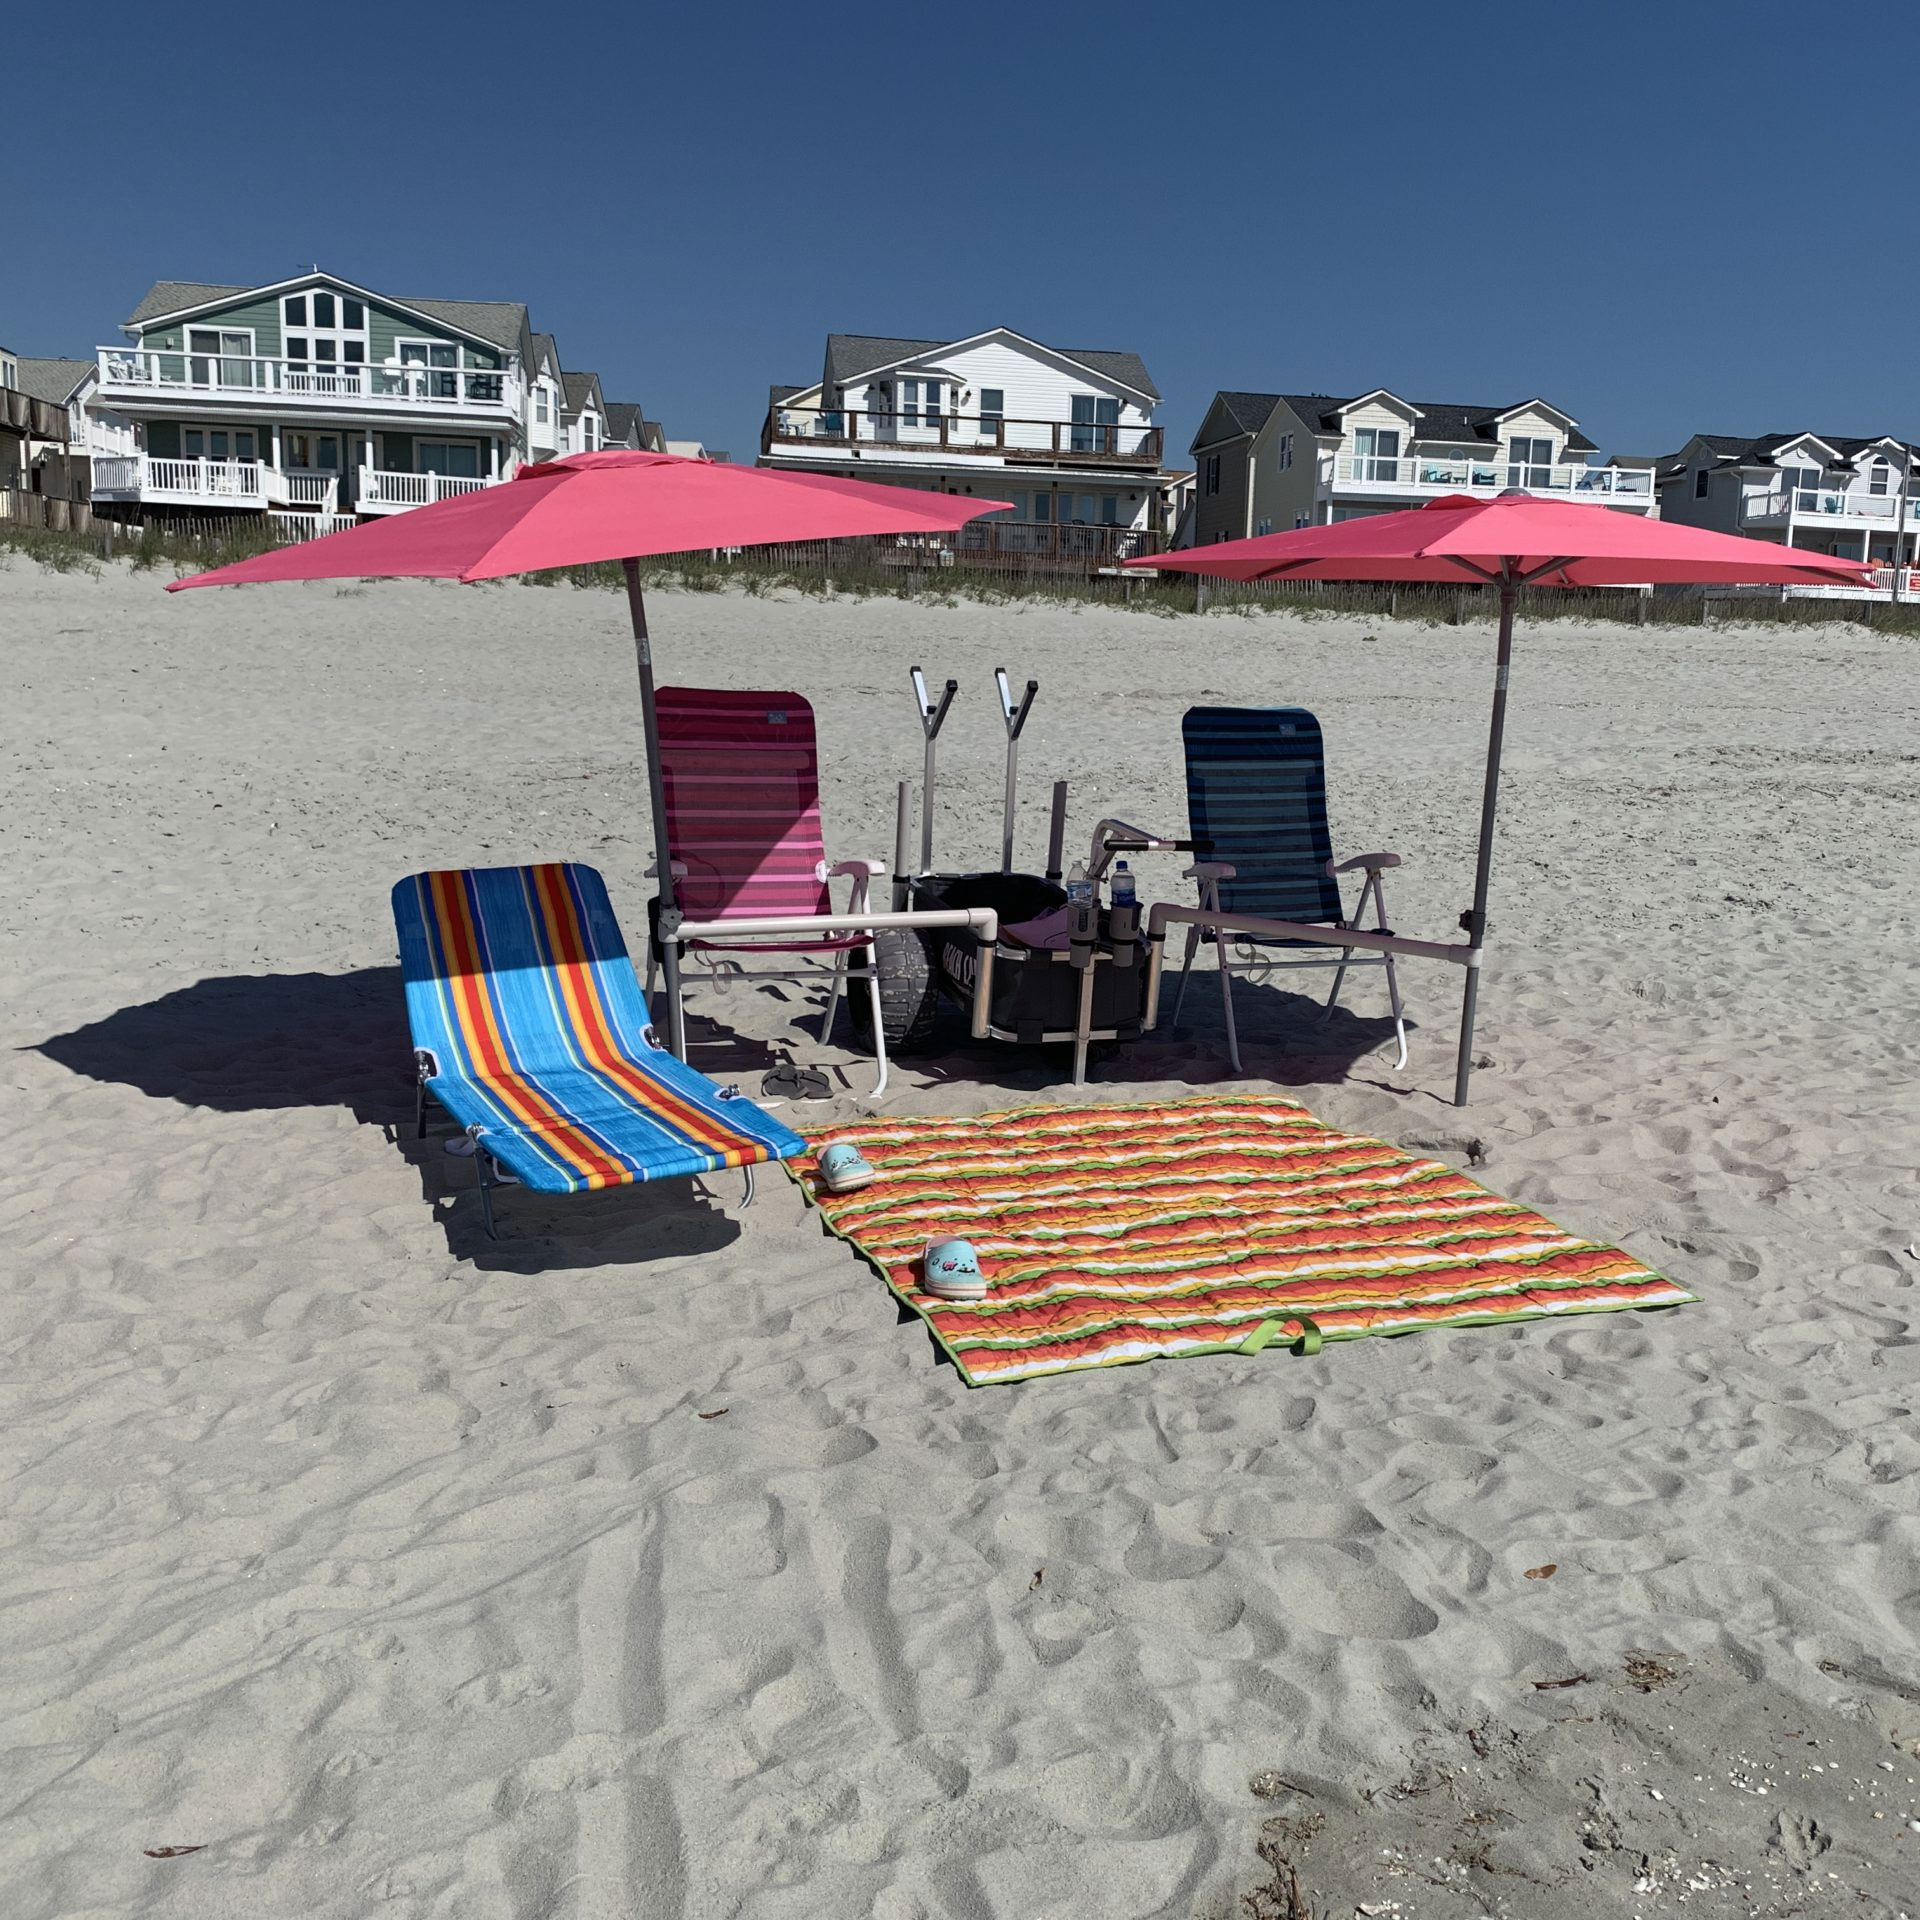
top-left (1188, 389), bottom-right (1656, 545)
top-left (761, 329), bottom-right (1167, 560)
top-left (1651, 432), bottom-right (1918, 584)
top-left (86, 272), bottom-right (544, 533)
top-left (3, 351), bottom-right (91, 498)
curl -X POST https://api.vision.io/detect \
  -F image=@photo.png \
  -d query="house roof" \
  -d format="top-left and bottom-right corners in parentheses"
top-left (1669, 431), bottom-right (1920, 476)
top-left (602, 401), bottom-right (648, 444)
top-left (124, 276), bottom-right (527, 354)
top-left (529, 332), bottom-right (561, 374)
top-left (823, 330), bottom-right (1160, 401)
top-left (769, 382), bottom-right (804, 406)
top-left (560, 371), bottom-right (603, 415)
top-left (1196, 392), bottom-right (1285, 442)
top-left (13, 357), bottom-right (92, 404)
top-left (1272, 392), bottom-right (1597, 454)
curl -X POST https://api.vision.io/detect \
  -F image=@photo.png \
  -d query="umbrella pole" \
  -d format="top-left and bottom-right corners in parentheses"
top-left (1453, 569), bottom-right (1516, 1106)
top-left (624, 558), bottom-right (687, 1058)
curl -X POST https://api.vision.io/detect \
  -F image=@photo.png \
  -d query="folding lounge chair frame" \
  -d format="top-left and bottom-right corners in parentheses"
top-left (394, 862), bottom-right (806, 1237)
top-left (644, 686), bottom-right (898, 1096)
top-left (1099, 707), bottom-right (1407, 1074)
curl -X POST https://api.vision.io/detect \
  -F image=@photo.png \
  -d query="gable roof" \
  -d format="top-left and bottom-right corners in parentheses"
top-left (603, 401), bottom-right (649, 444)
top-left (1667, 430), bottom-right (1919, 477)
top-left (822, 329), bottom-right (1160, 401)
top-left (560, 371), bottom-right (603, 416)
top-left (123, 275), bottom-right (527, 355)
top-left (13, 357), bottom-right (93, 405)
top-left (529, 332), bottom-right (561, 375)
top-left (1270, 392), bottom-right (1596, 454)
top-left (1194, 392), bottom-right (1284, 445)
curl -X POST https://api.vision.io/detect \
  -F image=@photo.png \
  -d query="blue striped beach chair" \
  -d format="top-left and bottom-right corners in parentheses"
top-left (392, 862), bottom-right (805, 1235)
top-left (1172, 707), bottom-right (1408, 1073)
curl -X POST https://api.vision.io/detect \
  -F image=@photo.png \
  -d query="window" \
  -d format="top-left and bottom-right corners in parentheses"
top-left (978, 387), bottom-right (1004, 440)
top-left (400, 341), bottom-right (459, 398)
top-left (1100, 495), bottom-right (1120, 525)
top-left (583, 414), bottom-right (599, 451)
top-left (535, 388), bottom-right (549, 425)
top-left (187, 328), bottom-right (254, 386)
top-left (1277, 432), bottom-right (1293, 471)
top-left (1255, 517), bottom-right (1274, 536)
top-left (1070, 393), bottom-right (1120, 453)
top-left (1204, 453), bottom-right (1222, 495)
top-left (342, 298), bottom-right (365, 329)
top-left (900, 378), bottom-right (942, 427)
top-left (1870, 461), bottom-right (1893, 496)
top-left (284, 295), bottom-right (307, 328)
top-left (417, 442), bottom-right (481, 478)
top-left (1352, 427), bottom-right (1400, 481)
top-left (1782, 463), bottom-right (1824, 509)
top-left (1694, 467), bottom-right (1711, 499)
top-left (1294, 514), bottom-right (1311, 530)
top-left (1507, 435), bottom-right (1554, 488)
top-left (313, 291), bottom-right (335, 328)
top-left (182, 426), bottom-right (255, 461)
top-left (284, 291), bottom-right (367, 387)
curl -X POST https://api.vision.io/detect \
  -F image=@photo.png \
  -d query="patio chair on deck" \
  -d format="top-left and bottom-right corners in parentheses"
top-left (1169, 706), bottom-right (1408, 1074)
top-left (646, 686), bottom-right (895, 1094)
top-left (394, 861), bottom-right (804, 1236)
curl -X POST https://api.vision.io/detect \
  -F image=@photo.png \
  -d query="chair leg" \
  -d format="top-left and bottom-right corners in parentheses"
top-left (645, 944), bottom-right (658, 1006)
top-left (1214, 927), bottom-right (1242, 1073)
top-left (864, 945), bottom-right (890, 1099)
top-left (1170, 921), bottom-right (1203, 1029)
top-left (1325, 946), bottom-right (1354, 1016)
top-left (472, 1137), bottom-right (499, 1240)
top-left (818, 949), bottom-right (849, 1045)
top-left (1383, 956), bottom-right (1409, 1071)
top-left (415, 1076), bottom-right (427, 1141)
top-left (740, 1162), bottom-right (756, 1207)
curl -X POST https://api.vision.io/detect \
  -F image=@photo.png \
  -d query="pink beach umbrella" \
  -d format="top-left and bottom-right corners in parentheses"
top-left (1127, 492), bottom-right (1875, 1103)
top-left (172, 451), bottom-right (1012, 1053)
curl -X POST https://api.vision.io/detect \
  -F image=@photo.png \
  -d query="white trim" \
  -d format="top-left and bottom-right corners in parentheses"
top-left (183, 323), bottom-right (257, 357)
top-left (1485, 397), bottom-right (1579, 432)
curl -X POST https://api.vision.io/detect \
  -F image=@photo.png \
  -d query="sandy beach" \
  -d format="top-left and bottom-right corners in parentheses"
top-left (3, 552), bottom-right (1917, 1918)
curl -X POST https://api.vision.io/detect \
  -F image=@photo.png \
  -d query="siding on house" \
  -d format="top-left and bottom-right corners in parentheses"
top-left (135, 294), bottom-right (502, 369)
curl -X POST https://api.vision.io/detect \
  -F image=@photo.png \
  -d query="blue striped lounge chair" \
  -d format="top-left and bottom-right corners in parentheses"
top-left (1172, 706), bottom-right (1408, 1073)
top-left (392, 862), bottom-right (805, 1235)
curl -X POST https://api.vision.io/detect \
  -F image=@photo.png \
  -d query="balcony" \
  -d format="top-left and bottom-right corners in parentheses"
top-left (92, 454), bottom-right (271, 508)
top-left (95, 348), bottom-right (521, 420)
top-left (763, 406), bottom-right (1162, 467)
top-left (355, 466), bottom-right (497, 515)
top-left (1741, 486), bottom-right (1904, 529)
top-left (1332, 454), bottom-right (1654, 504)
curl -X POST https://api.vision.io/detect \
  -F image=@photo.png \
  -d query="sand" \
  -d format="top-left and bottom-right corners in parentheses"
top-left (1, 552), bottom-right (1917, 1919)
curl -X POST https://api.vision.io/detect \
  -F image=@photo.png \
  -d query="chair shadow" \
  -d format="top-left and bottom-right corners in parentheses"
top-left (877, 968), bottom-right (1419, 1098)
top-left (31, 966), bottom-right (743, 1270)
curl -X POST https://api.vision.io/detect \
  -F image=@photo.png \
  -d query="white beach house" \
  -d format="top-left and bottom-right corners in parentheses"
top-left (1188, 389), bottom-right (1656, 545)
top-left (761, 329), bottom-right (1168, 559)
top-left (1652, 431), bottom-right (1918, 592)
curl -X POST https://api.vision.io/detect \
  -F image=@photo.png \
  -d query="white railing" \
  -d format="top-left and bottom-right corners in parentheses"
top-left (356, 466), bottom-right (494, 509)
top-left (279, 471), bottom-right (339, 509)
top-left (92, 454), bottom-right (266, 502)
top-left (267, 511), bottom-right (359, 542)
top-left (1336, 455), bottom-right (1653, 499)
top-left (1743, 487), bottom-right (1901, 524)
top-left (96, 348), bottom-right (521, 416)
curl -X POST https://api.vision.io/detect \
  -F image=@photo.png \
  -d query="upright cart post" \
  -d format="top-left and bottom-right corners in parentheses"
top-left (994, 667), bottom-right (1039, 873)
top-left (909, 666), bottom-right (958, 875)
top-left (890, 780), bottom-right (914, 912)
top-left (1045, 780), bottom-right (1069, 883)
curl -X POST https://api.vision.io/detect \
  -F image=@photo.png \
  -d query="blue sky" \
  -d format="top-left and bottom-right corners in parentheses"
top-left (8, 0), bottom-right (1915, 462)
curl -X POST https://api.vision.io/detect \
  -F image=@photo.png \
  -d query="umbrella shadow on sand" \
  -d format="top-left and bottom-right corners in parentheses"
top-left (32, 968), bottom-right (743, 1270)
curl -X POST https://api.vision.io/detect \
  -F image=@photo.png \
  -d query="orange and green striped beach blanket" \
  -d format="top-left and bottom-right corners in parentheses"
top-left (796, 1097), bottom-right (1694, 1387)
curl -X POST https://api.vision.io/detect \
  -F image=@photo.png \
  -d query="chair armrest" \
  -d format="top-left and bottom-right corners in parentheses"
top-left (1185, 861), bottom-right (1237, 881)
top-left (1327, 851), bottom-right (1402, 874)
top-left (646, 859), bottom-right (690, 880)
top-left (824, 858), bottom-right (887, 879)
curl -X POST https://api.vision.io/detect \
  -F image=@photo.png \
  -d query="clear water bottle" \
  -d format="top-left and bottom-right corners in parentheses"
top-left (1109, 859), bottom-right (1139, 964)
top-left (1110, 861), bottom-right (1137, 913)
top-left (1066, 861), bottom-right (1097, 967)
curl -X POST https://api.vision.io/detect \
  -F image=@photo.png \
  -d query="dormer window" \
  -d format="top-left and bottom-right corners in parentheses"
top-left (1508, 436), bottom-right (1554, 489)
top-left (1870, 461), bottom-right (1893, 495)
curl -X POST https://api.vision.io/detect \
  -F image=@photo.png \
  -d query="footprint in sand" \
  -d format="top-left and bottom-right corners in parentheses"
top-left (1269, 1543), bottom-right (1437, 1639)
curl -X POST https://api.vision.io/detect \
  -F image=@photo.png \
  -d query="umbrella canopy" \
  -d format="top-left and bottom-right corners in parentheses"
top-left (1126, 493), bottom-right (1876, 1104)
top-left (1126, 490), bottom-right (1880, 589)
top-left (168, 449), bottom-right (1010, 589)
top-left (169, 451), bottom-right (1012, 1059)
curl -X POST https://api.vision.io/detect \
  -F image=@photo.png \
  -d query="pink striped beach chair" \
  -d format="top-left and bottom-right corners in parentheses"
top-left (647, 686), bottom-right (894, 1093)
